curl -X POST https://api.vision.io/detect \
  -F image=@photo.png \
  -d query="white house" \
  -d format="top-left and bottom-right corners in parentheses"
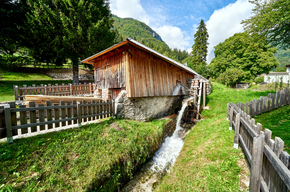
top-left (264, 65), bottom-right (290, 83)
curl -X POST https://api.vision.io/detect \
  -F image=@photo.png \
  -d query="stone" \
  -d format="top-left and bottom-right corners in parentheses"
top-left (116, 103), bottom-right (124, 112)
top-left (115, 95), bottom-right (123, 103)
top-left (115, 90), bottom-right (183, 121)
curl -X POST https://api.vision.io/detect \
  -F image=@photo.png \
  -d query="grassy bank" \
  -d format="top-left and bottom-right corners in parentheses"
top-left (0, 118), bottom-right (169, 191)
top-left (255, 105), bottom-right (290, 153)
top-left (155, 82), bottom-right (273, 191)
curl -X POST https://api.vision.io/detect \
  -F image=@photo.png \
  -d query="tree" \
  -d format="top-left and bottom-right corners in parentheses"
top-left (216, 68), bottom-right (244, 87)
top-left (209, 32), bottom-right (279, 82)
top-left (191, 20), bottom-right (209, 67)
top-left (0, 0), bottom-right (27, 55)
top-left (242, 0), bottom-right (290, 49)
top-left (24, 0), bottom-right (116, 83)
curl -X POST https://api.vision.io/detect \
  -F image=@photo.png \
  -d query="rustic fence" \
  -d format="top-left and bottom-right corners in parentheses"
top-left (14, 83), bottom-right (95, 101)
top-left (0, 100), bottom-right (114, 143)
top-left (227, 87), bottom-right (290, 191)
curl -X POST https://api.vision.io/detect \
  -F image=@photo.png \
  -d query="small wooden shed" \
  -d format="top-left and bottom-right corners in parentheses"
top-left (81, 38), bottom-right (202, 100)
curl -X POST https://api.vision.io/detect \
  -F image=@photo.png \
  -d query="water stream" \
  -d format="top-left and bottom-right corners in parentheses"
top-left (122, 98), bottom-right (192, 192)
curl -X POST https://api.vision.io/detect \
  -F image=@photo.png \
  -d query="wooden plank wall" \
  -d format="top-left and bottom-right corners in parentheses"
top-left (94, 46), bottom-right (127, 90)
top-left (93, 44), bottom-right (194, 98)
top-left (127, 45), bottom-right (194, 98)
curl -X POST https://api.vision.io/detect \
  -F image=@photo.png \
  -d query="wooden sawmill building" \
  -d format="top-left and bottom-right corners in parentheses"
top-left (82, 38), bottom-right (205, 99)
top-left (81, 38), bottom-right (208, 121)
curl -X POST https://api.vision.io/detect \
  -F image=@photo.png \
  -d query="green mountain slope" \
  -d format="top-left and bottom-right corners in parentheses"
top-left (273, 48), bottom-right (290, 72)
top-left (113, 15), bottom-right (189, 63)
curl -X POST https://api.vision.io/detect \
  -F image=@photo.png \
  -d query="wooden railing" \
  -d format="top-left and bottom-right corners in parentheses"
top-left (0, 100), bottom-right (114, 143)
top-left (228, 99), bottom-right (290, 191)
top-left (14, 83), bottom-right (95, 101)
top-left (227, 87), bottom-right (290, 119)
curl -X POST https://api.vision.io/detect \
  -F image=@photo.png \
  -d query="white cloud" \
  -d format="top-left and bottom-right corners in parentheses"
top-left (154, 26), bottom-right (191, 50)
top-left (206, 0), bottom-right (254, 63)
top-left (110, 0), bottom-right (150, 25)
top-left (110, 0), bottom-right (191, 51)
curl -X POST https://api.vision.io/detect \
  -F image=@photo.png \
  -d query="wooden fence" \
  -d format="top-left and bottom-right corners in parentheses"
top-left (0, 100), bottom-right (114, 143)
top-left (227, 87), bottom-right (290, 119)
top-left (14, 83), bottom-right (95, 101)
top-left (227, 88), bottom-right (290, 191)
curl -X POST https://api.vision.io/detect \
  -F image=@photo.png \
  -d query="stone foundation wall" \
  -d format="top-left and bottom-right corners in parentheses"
top-left (115, 90), bottom-right (182, 121)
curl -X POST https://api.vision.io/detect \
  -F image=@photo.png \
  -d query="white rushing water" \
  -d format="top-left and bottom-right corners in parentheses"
top-left (150, 98), bottom-right (189, 172)
top-left (122, 98), bottom-right (192, 192)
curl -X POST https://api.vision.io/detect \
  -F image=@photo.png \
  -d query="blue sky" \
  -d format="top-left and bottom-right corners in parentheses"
top-left (110, 0), bottom-right (254, 62)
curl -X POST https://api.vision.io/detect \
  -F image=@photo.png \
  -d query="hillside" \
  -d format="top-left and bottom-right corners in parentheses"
top-left (274, 48), bottom-right (290, 71)
top-left (113, 15), bottom-right (189, 63)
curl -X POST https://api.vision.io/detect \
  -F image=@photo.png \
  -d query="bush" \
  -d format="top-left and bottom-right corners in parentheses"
top-left (254, 76), bottom-right (264, 84)
top-left (216, 68), bottom-right (244, 87)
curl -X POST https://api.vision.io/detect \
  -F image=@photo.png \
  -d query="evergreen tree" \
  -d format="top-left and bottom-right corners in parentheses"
top-left (23, 0), bottom-right (115, 84)
top-left (0, 0), bottom-right (27, 55)
top-left (191, 19), bottom-right (209, 72)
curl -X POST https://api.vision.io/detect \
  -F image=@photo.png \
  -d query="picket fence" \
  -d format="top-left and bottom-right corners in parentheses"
top-left (14, 83), bottom-right (95, 101)
top-left (0, 100), bottom-right (114, 143)
top-left (227, 87), bottom-right (290, 191)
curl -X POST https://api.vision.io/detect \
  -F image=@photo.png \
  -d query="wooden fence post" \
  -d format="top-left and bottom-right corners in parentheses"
top-left (234, 113), bottom-right (240, 149)
top-left (267, 93), bottom-right (271, 112)
top-left (9, 102), bottom-right (17, 136)
top-left (89, 83), bottom-right (92, 95)
top-left (227, 103), bottom-right (229, 120)
top-left (70, 84), bottom-right (73, 95)
top-left (256, 123), bottom-right (262, 135)
top-left (14, 85), bottom-right (19, 101)
top-left (276, 91), bottom-right (279, 108)
top-left (280, 90), bottom-right (284, 107)
top-left (273, 137), bottom-right (284, 158)
top-left (272, 94), bottom-right (275, 110)
top-left (4, 104), bottom-right (13, 143)
top-left (252, 99), bottom-right (256, 117)
top-left (249, 101), bottom-right (252, 117)
top-left (249, 134), bottom-right (264, 192)
top-left (260, 96), bottom-right (263, 114)
top-left (256, 99), bottom-right (260, 115)
top-left (264, 129), bottom-right (272, 145)
top-left (284, 87), bottom-right (288, 105)
top-left (112, 100), bottom-right (115, 116)
top-left (288, 88), bottom-right (290, 105)
top-left (229, 106), bottom-right (233, 131)
top-left (77, 102), bottom-right (82, 128)
top-left (246, 101), bottom-right (249, 114)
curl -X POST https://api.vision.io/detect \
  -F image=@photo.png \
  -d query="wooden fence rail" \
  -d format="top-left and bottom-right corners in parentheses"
top-left (0, 99), bottom-right (114, 143)
top-left (14, 83), bottom-right (95, 101)
top-left (228, 87), bottom-right (290, 191)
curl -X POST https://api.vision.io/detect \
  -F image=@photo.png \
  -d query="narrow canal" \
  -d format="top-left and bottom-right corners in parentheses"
top-left (122, 98), bottom-right (192, 191)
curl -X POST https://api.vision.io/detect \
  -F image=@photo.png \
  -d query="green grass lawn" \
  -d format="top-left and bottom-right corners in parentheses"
top-left (254, 105), bottom-right (290, 153)
top-left (155, 82), bottom-right (273, 192)
top-left (0, 118), bottom-right (169, 191)
top-left (0, 80), bottom-right (72, 102)
top-left (0, 69), bottom-right (54, 81)
top-left (0, 69), bottom-right (72, 102)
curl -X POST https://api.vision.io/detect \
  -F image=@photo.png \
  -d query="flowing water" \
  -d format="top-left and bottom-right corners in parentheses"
top-left (122, 98), bottom-right (192, 192)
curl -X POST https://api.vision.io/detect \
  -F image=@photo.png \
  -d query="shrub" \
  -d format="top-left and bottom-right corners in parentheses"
top-left (216, 68), bottom-right (244, 87)
top-left (254, 76), bottom-right (264, 84)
